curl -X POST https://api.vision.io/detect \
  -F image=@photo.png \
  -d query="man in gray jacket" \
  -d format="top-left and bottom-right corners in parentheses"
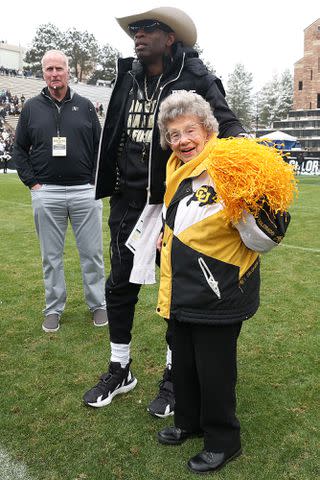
top-left (13, 50), bottom-right (107, 332)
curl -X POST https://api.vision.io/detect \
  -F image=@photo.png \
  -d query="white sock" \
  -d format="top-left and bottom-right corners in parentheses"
top-left (110, 342), bottom-right (130, 368)
top-left (166, 346), bottom-right (172, 369)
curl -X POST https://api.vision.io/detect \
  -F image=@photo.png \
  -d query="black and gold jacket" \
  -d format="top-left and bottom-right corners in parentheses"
top-left (157, 170), bottom-right (290, 325)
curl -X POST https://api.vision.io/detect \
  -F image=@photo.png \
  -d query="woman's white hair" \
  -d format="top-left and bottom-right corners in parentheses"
top-left (157, 90), bottom-right (219, 149)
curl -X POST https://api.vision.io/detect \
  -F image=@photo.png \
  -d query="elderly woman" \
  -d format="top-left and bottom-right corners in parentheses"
top-left (155, 91), bottom-right (294, 474)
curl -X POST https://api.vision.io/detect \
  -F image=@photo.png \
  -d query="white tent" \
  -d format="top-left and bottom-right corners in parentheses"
top-left (259, 130), bottom-right (297, 141)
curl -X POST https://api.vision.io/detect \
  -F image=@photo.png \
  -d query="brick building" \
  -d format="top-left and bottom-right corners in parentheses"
top-left (293, 18), bottom-right (320, 110)
top-left (258, 18), bottom-right (320, 160)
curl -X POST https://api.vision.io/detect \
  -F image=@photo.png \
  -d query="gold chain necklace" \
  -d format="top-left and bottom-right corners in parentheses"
top-left (144, 73), bottom-right (163, 102)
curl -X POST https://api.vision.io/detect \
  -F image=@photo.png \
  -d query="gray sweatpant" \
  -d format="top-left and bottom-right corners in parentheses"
top-left (31, 184), bottom-right (106, 316)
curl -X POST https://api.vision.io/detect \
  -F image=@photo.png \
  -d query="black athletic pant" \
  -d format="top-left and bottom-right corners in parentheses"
top-left (106, 193), bottom-right (144, 344)
top-left (106, 192), bottom-right (173, 350)
top-left (172, 318), bottom-right (242, 453)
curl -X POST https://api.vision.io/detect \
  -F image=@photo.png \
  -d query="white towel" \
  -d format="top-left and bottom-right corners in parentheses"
top-left (126, 204), bottom-right (163, 284)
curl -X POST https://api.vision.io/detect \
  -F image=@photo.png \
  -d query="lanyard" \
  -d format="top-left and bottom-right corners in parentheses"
top-left (52, 102), bottom-right (63, 137)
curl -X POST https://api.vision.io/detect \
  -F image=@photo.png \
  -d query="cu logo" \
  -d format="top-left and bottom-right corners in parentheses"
top-left (187, 185), bottom-right (217, 207)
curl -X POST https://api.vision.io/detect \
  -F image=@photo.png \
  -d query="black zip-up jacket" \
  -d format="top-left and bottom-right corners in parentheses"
top-left (95, 44), bottom-right (246, 204)
top-left (13, 88), bottom-right (101, 188)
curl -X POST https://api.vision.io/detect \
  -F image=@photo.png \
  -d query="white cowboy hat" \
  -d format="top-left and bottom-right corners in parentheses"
top-left (116, 6), bottom-right (197, 47)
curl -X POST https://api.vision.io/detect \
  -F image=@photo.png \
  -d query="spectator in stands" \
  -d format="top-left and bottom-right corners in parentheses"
top-left (0, 89), bottom-right (24, 115)
top-left (82, 6), bottom-right (246, 416)
top-left (0, 125), bottom-right (13, 173)
top-left (2, 152), bottom-right (10, 173)
top-left (5, 133), bottom-right (14, 154)
top-left (13, 49), bottom-right (108, 333)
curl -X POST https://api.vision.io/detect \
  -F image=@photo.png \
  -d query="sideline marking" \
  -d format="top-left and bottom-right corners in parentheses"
top-left (0, 447), bottom-right (33, 480)
top-left (280, 243), bottom-right (320, 253)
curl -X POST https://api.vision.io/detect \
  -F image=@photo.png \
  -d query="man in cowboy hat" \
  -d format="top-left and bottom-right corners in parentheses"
top-left (83, 6), bottom-right (246, 415)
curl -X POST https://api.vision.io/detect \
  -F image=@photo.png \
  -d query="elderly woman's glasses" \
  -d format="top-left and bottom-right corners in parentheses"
top-left (165, 123), bottom-right (204, 145)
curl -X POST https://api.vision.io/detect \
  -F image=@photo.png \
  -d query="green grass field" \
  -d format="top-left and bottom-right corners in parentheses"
top-left (0, 174), bottom-right (319, 480)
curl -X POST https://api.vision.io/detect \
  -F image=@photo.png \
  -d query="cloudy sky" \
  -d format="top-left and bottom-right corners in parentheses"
top-left (2, 0), bottom-right (320, 90)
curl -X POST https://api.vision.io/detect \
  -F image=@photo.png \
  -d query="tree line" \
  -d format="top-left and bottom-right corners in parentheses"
top-left (226, 64), bottom-right (293, 133)
top-left (24, 24), bottom-right (293, 132)
top-left (24, 23), bottom-right (121, 83)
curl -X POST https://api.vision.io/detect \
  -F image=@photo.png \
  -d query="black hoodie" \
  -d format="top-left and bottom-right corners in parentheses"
top-left (95, 43), bottom-right (245, 204)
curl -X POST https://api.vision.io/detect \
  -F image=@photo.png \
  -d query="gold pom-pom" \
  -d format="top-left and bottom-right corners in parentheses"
top-left (203, 137), bottom-right (298, 222)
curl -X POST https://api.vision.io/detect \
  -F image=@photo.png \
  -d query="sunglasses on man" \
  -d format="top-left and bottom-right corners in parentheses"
top-left (128, 20), bottom-right (173, 36)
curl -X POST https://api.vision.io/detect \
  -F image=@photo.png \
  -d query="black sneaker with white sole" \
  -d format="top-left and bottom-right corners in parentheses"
top-left (147, 367), bottom-right (175, 418)
top-left (83, 360), bottom-right (137, 408)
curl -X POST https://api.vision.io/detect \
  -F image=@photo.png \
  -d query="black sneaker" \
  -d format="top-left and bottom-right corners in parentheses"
top-left (83, 360), bottom-right (137, 408)
top-left (147, 367), bottom-right (175, 418)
